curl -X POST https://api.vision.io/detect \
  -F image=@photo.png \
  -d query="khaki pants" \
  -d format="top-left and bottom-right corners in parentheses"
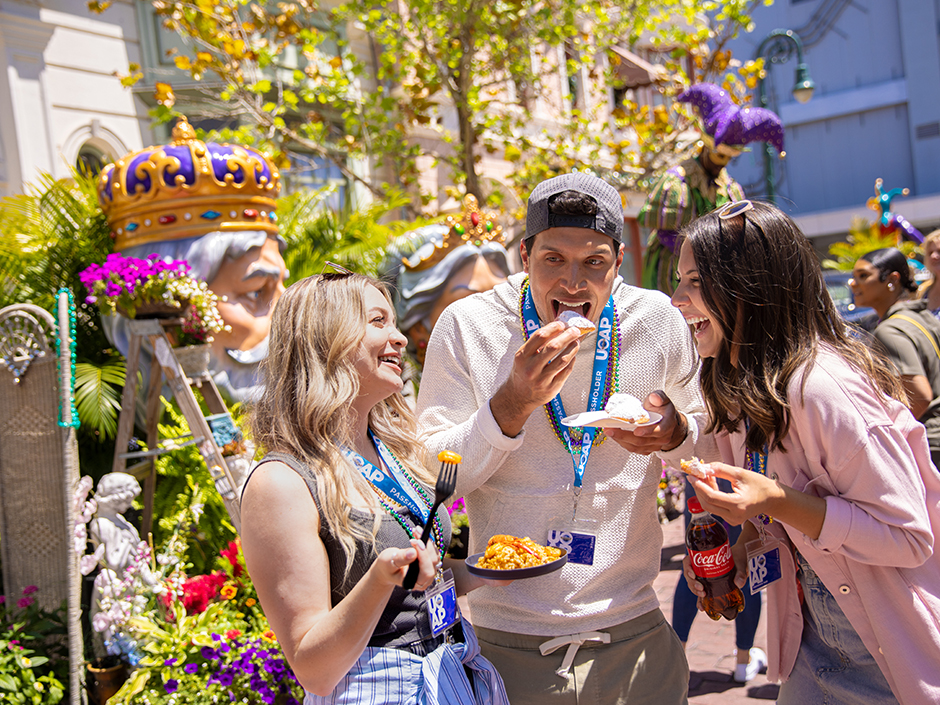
top-left (475, 608), bottom-right (689, 705)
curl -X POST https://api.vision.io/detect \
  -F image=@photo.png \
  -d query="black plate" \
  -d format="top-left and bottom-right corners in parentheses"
top-left (465, 549), bottom-right (568, 579)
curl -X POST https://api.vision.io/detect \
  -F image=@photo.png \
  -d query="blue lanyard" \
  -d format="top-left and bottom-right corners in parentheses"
top-left (743, 419), bottom-right (773, 525)
top-left (521, 285), bottom-right (615, 492)
top-left (341, 431), bottom-right (430, 523)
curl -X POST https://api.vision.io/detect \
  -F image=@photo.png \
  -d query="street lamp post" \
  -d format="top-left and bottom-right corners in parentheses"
top-left (754, 29), bottom-right (815, 204)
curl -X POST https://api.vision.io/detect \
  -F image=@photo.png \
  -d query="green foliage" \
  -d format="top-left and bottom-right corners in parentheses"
top-left (278, 187), bottom-right (431, 281)
top-left (102, 0), bottom-right (770, 212)
top-left (0, 589), bottom-right (68, 703)
top-left (823, 217), bottom-right (922, 271)
top-left (74, 355), bottom-right (126, 440)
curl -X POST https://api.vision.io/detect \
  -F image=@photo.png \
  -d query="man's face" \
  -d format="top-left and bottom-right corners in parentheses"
top-left (207, 236), bottom-right (287, 360)
top-left (520, 227), bottom-right (623, 325)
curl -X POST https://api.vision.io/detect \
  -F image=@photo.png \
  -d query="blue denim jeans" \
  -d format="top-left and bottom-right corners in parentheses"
top-left (671, 478), bottom-right (762, 650)
top-left (776, 553), bottom-right (897, 705)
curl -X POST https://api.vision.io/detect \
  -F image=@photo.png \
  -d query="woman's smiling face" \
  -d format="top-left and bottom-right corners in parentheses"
top-left (671, 240), bottom-right (724, 359)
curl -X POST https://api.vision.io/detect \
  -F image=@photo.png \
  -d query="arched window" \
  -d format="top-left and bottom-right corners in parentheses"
top-left (76, 142), bottom-right (109, 177)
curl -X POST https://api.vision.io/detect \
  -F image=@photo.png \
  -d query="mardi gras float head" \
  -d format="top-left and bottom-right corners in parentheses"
top-left (97, 117), bottom-right (287, 402)
top-left (677, 82), bottom-right (785, 173)
top-left (382, 194), bottom-right (511, 367)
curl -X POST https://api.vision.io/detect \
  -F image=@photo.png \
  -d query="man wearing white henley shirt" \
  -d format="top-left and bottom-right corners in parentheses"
top-left (416, 172), bottom-right (714, 704)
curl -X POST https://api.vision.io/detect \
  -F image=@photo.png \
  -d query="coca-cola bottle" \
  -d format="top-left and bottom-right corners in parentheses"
top-left (685, 496), bottom-right (745, 621)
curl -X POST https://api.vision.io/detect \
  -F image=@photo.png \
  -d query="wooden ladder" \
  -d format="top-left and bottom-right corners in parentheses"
top-left (111, 318), bottom-right (241, 533)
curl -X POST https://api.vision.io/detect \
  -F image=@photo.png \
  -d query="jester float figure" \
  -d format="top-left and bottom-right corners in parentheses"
top-left (639, 83), bottom-right (785, 294)
top-left (97, 117), bottom-right (287, 403)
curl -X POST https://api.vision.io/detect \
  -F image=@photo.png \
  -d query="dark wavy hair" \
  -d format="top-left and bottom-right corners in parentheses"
top-left (860, 248), bottom-right (919, 293)
top-left (681, 201), bottom-right (906, 452)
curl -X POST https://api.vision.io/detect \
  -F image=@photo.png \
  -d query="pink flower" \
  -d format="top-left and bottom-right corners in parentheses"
top-left (0, 596), bottom-right (5, 605)
top-left (22, 586), bottom-right (37, 596)
top-left (17, 597), bottom-right (33, 608)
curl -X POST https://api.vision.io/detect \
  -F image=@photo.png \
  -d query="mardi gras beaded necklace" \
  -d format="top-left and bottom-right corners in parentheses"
top-left (350, 435), bottom-right (447, 562)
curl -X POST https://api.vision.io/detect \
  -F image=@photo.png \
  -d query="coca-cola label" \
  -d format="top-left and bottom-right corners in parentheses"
top-left (688, 544), bottom-right (734, 579)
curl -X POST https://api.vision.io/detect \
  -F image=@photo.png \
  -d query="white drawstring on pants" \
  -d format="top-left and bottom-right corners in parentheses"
top-left (539, 631), bottom-right (611, 679)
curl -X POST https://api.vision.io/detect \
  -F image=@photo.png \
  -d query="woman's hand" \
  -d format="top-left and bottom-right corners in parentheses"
top-left (687, 462), bottom-right (782, 525)
top-left (688, 462), bottom-right (827, 539)
top-left (682, 529), bottom-right (751, 605)
top-left (378, 539), bottom-right (441, 591)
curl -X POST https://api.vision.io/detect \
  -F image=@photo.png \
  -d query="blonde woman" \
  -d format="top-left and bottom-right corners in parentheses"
top-left (240, 269), bottom-right (508, 704)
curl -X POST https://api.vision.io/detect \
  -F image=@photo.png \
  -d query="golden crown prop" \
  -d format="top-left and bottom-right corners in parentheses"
top-left (403, 194), bottom-right (505, 272)
top-left (97, 116), bottom-right (281, 250)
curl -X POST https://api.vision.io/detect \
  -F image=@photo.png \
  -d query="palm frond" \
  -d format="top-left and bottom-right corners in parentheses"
top-left (74, 357), bottom-right (126, 439)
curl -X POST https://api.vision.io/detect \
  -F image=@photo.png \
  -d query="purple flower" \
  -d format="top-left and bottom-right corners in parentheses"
top-left (184, 663), bottom-right (198, 674)
top-left (163, 658), bottom-right (177, 667)
top-left (201, 646), bottom-right (220, 660)
top-left (164, 679), bottom-right (178, 693)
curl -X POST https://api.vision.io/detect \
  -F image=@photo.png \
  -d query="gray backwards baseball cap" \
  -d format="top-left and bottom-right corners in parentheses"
top-left (526, 172), bottom-right (623, 243)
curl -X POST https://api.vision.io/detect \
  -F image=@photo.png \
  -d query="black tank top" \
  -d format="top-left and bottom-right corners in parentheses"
top-left (246, 451), bottom-right (452, 649)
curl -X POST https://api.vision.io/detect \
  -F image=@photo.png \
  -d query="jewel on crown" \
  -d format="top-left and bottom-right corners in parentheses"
top-left (97, 116), bottom-right (281, 250)
top-left (402, 194), bottom-right (506, 272)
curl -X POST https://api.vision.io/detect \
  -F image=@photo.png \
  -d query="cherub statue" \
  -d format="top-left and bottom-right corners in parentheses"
top-left (86, 473), bottom-right (156, 656)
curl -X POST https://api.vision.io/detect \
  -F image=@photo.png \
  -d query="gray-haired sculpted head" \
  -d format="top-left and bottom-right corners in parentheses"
top-left (382, 197), bottom-right (512, 366)
top-left (96, 117), bottom-right (287, 403)
top-left (103, 230), bottom-right (288, 403)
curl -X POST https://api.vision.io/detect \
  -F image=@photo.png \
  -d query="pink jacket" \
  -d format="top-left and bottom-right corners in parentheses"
top-left (712, 347), bottom-right (940, 705)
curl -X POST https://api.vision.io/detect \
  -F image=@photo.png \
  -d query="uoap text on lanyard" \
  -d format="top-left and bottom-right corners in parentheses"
top-left (342, 430), bottom-right (430, 525)
top-left (522, 286), bottom-right (614, 565)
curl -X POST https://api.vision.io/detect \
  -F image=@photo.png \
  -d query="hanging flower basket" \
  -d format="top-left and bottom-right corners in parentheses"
top-left (116, 300), bottom-right (187, 320)
top-left (80, 253), bottom-right (228, 344)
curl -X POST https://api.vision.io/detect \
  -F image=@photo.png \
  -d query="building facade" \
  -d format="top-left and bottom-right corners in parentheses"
top-left (0, 0), bottom-right (151, 198)
top-left (725, 0), bottom-right (940, 247)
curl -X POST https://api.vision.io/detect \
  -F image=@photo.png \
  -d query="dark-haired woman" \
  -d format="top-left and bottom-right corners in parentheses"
top-left (850, 247), bottom-right (940, 469)
top-left (672, 201), bottom-right (940, 705)
top-left (240, 271), bottom-right (509, 704)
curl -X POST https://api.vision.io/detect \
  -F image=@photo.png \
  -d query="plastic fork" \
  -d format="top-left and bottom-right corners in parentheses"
top-left (402, 451), bottom-right (460, 590)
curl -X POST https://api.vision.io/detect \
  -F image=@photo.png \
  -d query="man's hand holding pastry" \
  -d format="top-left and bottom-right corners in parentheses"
top-left (606, 390), bottom-right (688, 454)
top-left (491, 322), bottom-right (582, 437)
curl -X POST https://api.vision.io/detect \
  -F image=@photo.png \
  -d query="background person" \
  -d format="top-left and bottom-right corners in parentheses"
top-left (850, 247), bottom-right (940, 469)
top-left (917, 229), bottom-right (940, 315)
top-left (672, 477), bottom-right (765, 683)
top-left (240, 271), bottom-right (509, 704)
top-left (673, 200), bottom-right (940, 705)
top-left (417, 171), bottom-right (716, 704)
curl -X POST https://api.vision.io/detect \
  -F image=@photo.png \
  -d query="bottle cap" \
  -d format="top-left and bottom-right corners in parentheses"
top-left (687, 496), bottom-right (704, 514)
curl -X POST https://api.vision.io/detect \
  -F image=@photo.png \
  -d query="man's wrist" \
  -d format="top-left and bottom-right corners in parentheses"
top-left (490, 384), bottom-right (537, 438)
top-left (660, 412), bottom-right (689, 452)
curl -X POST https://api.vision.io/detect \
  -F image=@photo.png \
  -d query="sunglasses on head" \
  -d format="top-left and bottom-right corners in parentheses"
top-left (318, 261), bottom-right (355, 282)
top-left (717, 200), bottom-right (755, 241)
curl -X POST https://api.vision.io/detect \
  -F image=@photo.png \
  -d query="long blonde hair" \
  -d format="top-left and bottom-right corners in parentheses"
top-left (250, 274), bottom-right (433, 570)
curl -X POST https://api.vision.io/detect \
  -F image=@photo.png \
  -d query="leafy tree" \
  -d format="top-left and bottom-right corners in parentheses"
top-left (92, 0), bottom-right (771, 212)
